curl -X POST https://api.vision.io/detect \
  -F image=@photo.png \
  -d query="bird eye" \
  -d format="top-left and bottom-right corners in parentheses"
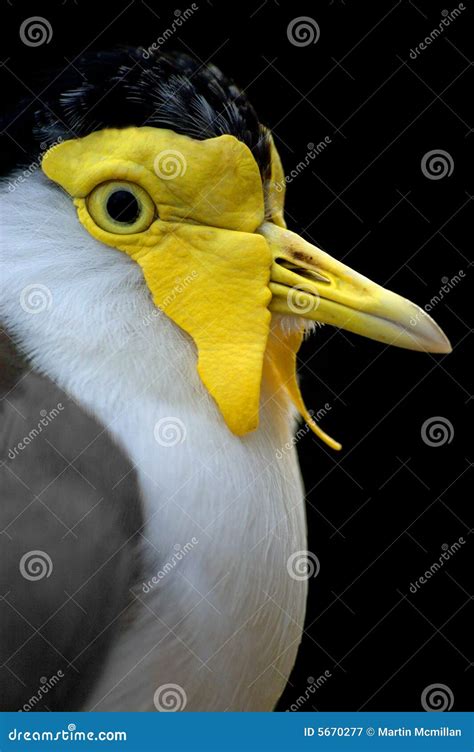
top-left (86, 181), bottom-right (156, 234)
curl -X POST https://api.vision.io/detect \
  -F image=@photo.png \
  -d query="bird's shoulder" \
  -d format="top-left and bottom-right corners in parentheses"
top-left (0, 326), bottom-right (145, 710)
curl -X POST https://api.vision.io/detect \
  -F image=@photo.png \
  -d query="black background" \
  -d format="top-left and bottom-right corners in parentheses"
top-left (1, 0), bottom-right (472, 712)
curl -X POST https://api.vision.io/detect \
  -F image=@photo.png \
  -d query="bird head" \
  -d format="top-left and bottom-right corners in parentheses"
top-left (7, 50), bottom-right (451, 450)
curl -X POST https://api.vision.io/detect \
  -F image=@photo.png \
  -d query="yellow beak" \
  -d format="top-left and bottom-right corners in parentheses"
top-left (259, 222), bottom-right (451, 354)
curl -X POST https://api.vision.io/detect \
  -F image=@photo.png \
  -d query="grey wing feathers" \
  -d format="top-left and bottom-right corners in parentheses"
top-left (0, 330), bottom-right (144, 710)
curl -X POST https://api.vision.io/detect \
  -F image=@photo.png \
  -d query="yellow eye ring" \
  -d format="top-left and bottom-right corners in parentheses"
top-left (86, 181), bottom-right (156, 234)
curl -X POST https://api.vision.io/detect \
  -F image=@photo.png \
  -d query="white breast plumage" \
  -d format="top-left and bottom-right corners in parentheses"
top-left (0, 174), bottom-right (307, 710)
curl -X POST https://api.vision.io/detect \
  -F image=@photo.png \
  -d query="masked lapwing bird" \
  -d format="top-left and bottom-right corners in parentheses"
top-left (0, 49), bottom-right (451, 712)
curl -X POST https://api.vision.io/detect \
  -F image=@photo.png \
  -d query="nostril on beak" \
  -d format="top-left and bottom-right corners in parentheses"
top-left (275, 257), bottom-right (331, 284)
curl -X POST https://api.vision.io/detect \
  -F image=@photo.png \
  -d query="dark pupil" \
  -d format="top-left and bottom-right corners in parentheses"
top-left (106, 190), bottom-right (140, 224)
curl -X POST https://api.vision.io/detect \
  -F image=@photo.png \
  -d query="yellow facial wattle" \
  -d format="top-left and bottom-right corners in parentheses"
top-left (42, 126), bottom-right (272, 436)
top-left (41, 125), bottom-right (451, 450)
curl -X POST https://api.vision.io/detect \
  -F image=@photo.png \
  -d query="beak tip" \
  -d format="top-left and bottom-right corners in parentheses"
top-left (407, 308), bottom-right (452, 355)
top-left (417, 322), bottom-right (452, 355)
top-left (434, 339), bottom-right (452, 355)
top-left (438, 337), bottom-right (453, 354)
top-left (409, 334), bottom-right (452, 355)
